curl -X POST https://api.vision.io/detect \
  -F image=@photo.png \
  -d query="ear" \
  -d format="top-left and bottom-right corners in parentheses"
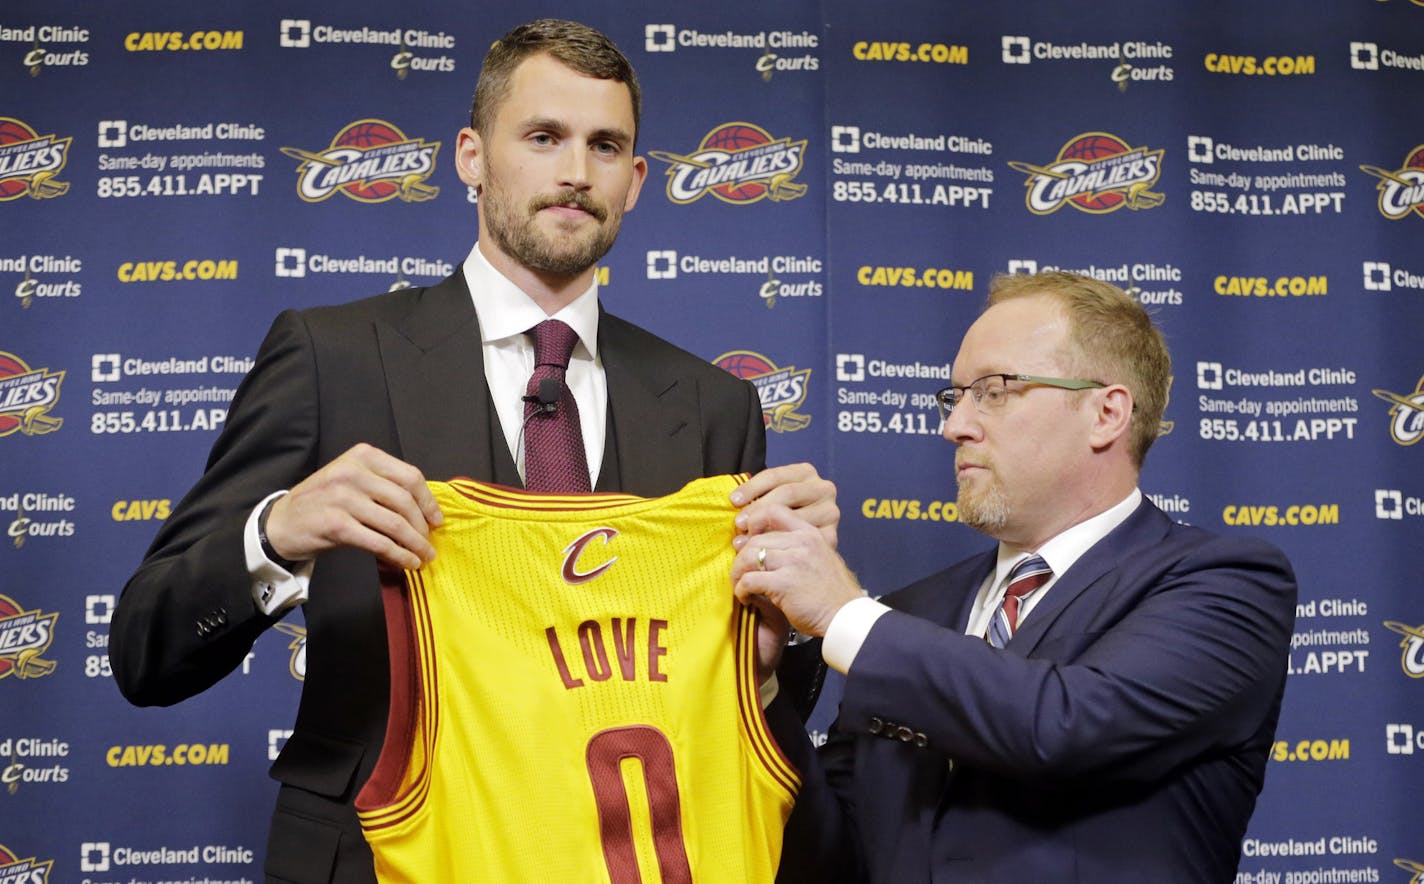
top-left (454, 127), bottom-right (482, 190)
top-left (1088, 384), bottom-right (1134, 451)
top-left (623, 154), bottom-right (649, 212)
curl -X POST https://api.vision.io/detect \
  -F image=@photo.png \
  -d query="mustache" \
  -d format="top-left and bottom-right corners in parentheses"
top-left (954, 451), bottom-right (988, 479)
top-left (529, 190), bottom-right (608, 222)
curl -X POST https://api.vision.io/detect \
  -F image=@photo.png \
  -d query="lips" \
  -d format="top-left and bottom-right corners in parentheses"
top-left (955, 453), bottom-right (987, 482)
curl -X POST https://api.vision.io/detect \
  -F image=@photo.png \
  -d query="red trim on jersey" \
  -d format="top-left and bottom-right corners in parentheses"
top-left (355, 567), bottom-right (421, 814)
top-left (735, 605), bottom-right (802, 796)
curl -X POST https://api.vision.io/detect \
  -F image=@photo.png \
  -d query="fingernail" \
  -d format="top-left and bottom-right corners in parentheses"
top-left (730, 491), bottom-right (745, 505)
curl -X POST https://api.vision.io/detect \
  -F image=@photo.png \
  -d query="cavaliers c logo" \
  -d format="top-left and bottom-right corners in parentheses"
top-left (562, 528), bottom-right (618, 584)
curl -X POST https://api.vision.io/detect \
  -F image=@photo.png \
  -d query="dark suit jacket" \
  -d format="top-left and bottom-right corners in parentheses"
top-left (774, 498), bottom-right (1296, 884)
top-left (110, 270), bottom-right (783, 883)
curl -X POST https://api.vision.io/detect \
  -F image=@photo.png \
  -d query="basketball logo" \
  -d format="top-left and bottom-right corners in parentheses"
top-left (1009, 131), bottom-right (1164, 215)
top-left (0, 594), bottom-right (59, 680)
top-left (715, 350), bottom-right (812, 433)
top-left (651, 122), bottom-right (808, 205)
top-left (281, 119), bottom-right (440, 203)
top-left (0, 118), bottom-right (71, 201)
top-left (0, 352), bottom-right (65, 438)
top-left (1360, 145), bottom-right (1424, 221)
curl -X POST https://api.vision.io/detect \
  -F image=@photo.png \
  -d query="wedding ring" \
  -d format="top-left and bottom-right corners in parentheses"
top-left (757, 546), bottom-right (768, 571)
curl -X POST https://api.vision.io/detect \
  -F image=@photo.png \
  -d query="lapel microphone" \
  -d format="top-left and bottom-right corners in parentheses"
top-left (522, 378), bottom-right (560, 414)
top-left (516, 378), bottom-right (563, 476)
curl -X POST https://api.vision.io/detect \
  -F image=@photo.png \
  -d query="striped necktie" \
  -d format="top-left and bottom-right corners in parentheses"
top-left (986, 555), bottom-right (1051, 649)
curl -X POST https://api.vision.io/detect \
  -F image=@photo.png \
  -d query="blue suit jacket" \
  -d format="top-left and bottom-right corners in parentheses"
top-left (775, 498), bottom-right (1296, 884)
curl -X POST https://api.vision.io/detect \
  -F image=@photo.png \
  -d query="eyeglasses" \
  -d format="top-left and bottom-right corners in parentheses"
top-left (933, 373), bottom-right (1106, 420)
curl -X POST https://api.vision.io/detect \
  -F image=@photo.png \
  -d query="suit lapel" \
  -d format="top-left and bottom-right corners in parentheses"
top-left (376, 272), bottom-right (511, 483)
top-left (1009, 498), bottom-right (1173, 655)
top-left (597, 311), bottom-right (701, 496)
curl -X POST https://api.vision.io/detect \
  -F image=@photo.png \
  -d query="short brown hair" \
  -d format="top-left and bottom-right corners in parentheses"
top-left (987, 271), bottom-right (1171, 466)
top-left (470, 19), bottom-right (641, 145)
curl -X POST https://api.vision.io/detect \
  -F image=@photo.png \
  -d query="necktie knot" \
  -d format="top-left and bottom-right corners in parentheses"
top-left (529, 319), bottom-right (579, 370)
top-left (1005, 554), bottom-right (1051, 601)
top-left (987, 554), bottom-right (1052, 648)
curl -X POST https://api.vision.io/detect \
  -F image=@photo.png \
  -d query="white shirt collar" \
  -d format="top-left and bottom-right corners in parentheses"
top-left (461, 242), bottom-right (600, 358)
top-left (992, 488), bottom-right (1143, 586)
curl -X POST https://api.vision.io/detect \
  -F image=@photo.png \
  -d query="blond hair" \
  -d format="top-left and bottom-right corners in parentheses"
top-left (987, 271), bottom-right (1171, 465)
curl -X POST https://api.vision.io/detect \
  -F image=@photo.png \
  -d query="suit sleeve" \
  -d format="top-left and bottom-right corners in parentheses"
top-left (838, 533), bottom-right (1296, 786)
top-left (770, 696), bottom-right (865, 883)
top-left (735, 374), bottom-right (767, 474)
top-left (110, 310), bottom-right (321, 707)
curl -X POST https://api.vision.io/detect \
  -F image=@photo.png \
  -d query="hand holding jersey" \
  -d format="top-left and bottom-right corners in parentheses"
top-left (264, 442), bottom-right (444, 572)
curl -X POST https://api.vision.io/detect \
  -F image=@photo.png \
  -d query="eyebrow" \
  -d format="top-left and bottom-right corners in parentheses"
top-left (521, 117), bottom-right (633, 147)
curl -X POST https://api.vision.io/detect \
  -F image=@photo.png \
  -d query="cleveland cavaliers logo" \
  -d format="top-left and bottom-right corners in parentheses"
top-left (273, 622), bottom-right (308, 681)
top-left (1372, 375), bottom-right (1424, 446)
top-left (1361, 146), bottom-right (1424, 220)
top-left (562, 528), bottom-right (618, 584)
top-left (1385, 621), bottom-right (1424, 678)
top-left (0, 117), bottom-right (70, 201)
top-left (715, 350), bottom-right (812, 433)
top-left (281, 119), bottom-right (440, 203)
top-left (1010, 131), bottom-right (1164, 214)
top-left (0, 351), bottom-right (64, 438)
top-left (651, 122), bottom-right (808, 205)
top-left (0, 844), bottom-right (52, 884)
top-left (0, 594), bottom-right (58, 680)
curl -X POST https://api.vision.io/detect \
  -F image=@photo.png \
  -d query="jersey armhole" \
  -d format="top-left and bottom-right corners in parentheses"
top-left (355, 568), bottom-right (434, 828)
top-left (735, 604), bottom-right (802, 801)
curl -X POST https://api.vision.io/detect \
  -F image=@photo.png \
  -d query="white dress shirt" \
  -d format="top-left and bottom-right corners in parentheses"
top-left (247, 243), bottom-right (609, 614)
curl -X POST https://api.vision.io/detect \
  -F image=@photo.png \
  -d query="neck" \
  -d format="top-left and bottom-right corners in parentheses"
top-left (1000, 471), bottom-right (1137, 554)
top-left (477, 241), bottom-right (594, 316)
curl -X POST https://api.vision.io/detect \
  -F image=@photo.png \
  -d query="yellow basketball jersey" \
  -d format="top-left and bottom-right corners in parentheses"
top-left (355, 475), bottom-right (799, 883)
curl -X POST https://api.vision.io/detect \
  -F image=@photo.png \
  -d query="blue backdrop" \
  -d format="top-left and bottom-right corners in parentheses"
top-left (5, 2), bottom-right (1423, 881)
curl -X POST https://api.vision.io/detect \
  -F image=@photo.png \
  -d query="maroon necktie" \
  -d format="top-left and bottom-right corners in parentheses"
top-left (522, 319), bottom-right (590, 493)
top-left (986, 555), bottom-right (1051, 648)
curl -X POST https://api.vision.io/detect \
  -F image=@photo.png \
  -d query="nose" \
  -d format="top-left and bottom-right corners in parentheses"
top-left (940, 397), bottom-right (981, 444)
top-left (559, 142), bottom-right (591, 190)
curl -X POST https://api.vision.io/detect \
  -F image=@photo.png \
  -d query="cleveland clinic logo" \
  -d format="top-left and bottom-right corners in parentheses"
top-left (1360, 146), bottom-right (1424, 220)
top-left (650, 122), bottom-right (808, 205)
top-left (1372, 375), bottom-right (1424, 445)
top-left (1010, 132), bottom-right (1164, 214)
top-left (281, 120), bottom-right (439, 203)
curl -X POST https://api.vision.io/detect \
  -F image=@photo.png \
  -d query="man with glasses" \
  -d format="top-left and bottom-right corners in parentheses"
top-left (738, 271), bottom-right (1297, 882)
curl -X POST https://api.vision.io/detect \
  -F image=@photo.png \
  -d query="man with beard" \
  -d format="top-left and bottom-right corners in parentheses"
top-left (734, 271), bottom-right (1297, 883)
top-left (111, 19), bottom-right (834, 883)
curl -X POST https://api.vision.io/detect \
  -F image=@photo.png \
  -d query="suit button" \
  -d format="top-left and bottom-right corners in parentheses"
top-left (914, 732), bottom-right (929, 749)
top-left (896, 726), bottom-right (914, 743)
top-left (868, 717), bottom-right (884, 735)
top-left (216, 607), bottom-right (228, 624)
top-left (195, 621), bottom-right (209, 637)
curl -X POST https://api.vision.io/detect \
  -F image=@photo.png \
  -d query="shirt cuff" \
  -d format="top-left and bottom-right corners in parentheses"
top-left (822, 596), bottom-right (892, 675)
top-left (758, 673), bottom-right (779, 709)
top-left (244, 491), bottom-right (313, 615)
